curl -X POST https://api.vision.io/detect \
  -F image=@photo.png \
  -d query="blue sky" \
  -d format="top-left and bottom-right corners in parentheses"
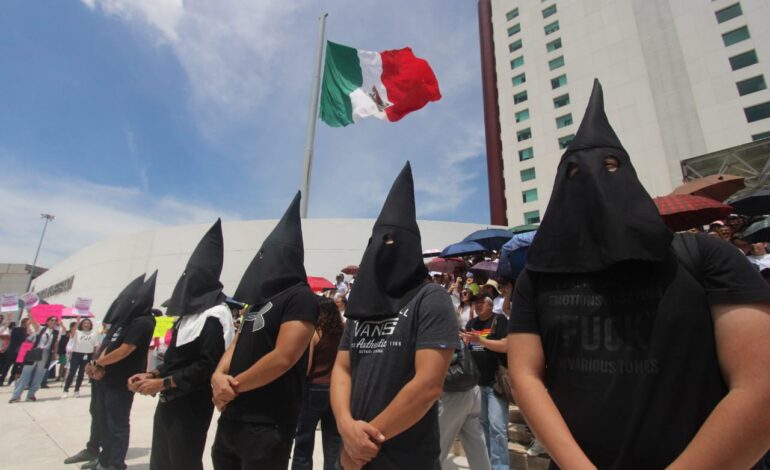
top-left (0, 0), bottom-right (489, 266)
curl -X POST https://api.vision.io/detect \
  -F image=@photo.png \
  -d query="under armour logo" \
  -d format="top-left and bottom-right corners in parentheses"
top-left (248, 302), bottom-right (273, 333)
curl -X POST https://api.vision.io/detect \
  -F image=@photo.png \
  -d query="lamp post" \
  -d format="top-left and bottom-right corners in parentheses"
top-left (25, 213), bottom-right (55, 293)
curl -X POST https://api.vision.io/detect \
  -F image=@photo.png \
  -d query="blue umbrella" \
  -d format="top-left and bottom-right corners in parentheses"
top-left (462, 228), bottom-right (514, 251)
top-left (439, 240), bottom-right (488, 258)
top-left (496, 231), bottom-right (536, 279)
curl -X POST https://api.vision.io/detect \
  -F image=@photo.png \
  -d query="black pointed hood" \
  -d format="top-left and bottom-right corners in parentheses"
top-left (103, 273), bottom-right (145, 325)
top-left (125, 270), bottom-right (157, 322)
top-left (346, 162), bottom-right (428, 319)
top-left (233, 191), bottom-right (307, 308)
top-left (526, 79), bottom-right (671, 273)
top-left (166, 219), bottom-right (225, 317)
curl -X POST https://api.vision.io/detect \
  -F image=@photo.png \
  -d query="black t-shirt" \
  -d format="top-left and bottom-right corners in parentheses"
top-left (160, 315), bottom-right (225, 400)
top-left (465, 313), bottom-right (508, 387)
top-left (222, 284), bottom-right (319, 430)
top-left (8, 326), bottom-right (27, 353)
top-left (339, 283), bottom-right (457, 470)
top-left (57, 334), bottom-right (69, 355)
top-left (509, 234), bottom-right (770, 470)
top-left (102, 316), bottom-right (155, 387)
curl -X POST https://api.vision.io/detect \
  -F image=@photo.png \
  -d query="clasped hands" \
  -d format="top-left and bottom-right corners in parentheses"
top-left (127, 373), bottom-right (164, 396)
top-left (211, 372), bottom-right (240, 412)
top-left (339, 419), bottom-right (385, 470)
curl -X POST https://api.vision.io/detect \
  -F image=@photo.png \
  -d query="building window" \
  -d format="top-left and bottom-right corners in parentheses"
top-left (519, 147), bottom-right (534, 161)
top-left (722, 26), bottom-right (750, 46)
top-left (752, 131), bottom-right (770, 141)
top-left (548, 56), bottom-right (565, 70)
top-left (511, 56), bottom-right (525, 69)
top-left (506, 8), bottom-right (520, 21)
top-left (558, 134), bottom-right (575, 149)
top-left (512, 73), bottom-right (526, 86)
top-left (542, 4), bottom-right (557, 18)
top-left (556, 113), bottom-right (573, 128)
top-left (729, 50), bottom-right (758, 70)
top-left (509, 39), bottom-right (523, 53)
top-left (515, 109), bottom-right (530, 123)
top-left (508, 23), bottom-right (521, 37)
top-left (737, 75), bottom-right (767, 96)
top-left (546, 38), bottom-right (562, 52)
top-left (553, 94), bottom-right (570, 108)
top-left (520, 168), bottom-right (536, 182)
top-left (514, 90), bottom-right (528, 104)
top-left (517, 128), bottom-right (532, 142)
top-left (551, 74), bottom-right (568, 89)
top-left (522, 188), bottom-right (539, 203)
top-left (524, 210), bottom-right (541, 224)
top-left (715, 3), bottom-right (742, 24)
top-left (744, 102), bottom-right (770, 123)
top-left (544, 21), bottom-right (560, 35)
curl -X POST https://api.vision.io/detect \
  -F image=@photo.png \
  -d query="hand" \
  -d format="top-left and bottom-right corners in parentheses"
top-left (460, 331), bottom-right (482, 345)
top-left (340, 447), bottom-right (366, 470)
top-left (211, 372), bottom-right (239, 406)
top-left (136, 378), bottom-right (164, 396)
top-left (127, 372), bottom-right (152, 391)
top-left (86, 363), bottom-right (105, 381)
top-left (339, 419), bottom-right (384, 463)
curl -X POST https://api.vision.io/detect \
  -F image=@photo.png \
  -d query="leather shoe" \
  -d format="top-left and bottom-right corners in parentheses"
top-left (64, 449), bottom-right (98, 464)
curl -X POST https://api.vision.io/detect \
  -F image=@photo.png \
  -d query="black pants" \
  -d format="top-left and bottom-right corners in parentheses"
top-left (64, 352), bottom-right (91, 392)
top-left (212, 418), bottom-right (294, 470)
top-left (0, 352), bottom-right (19, 385)
top-left (87, 381), bottom-right (103, 454)
top-left (150, 389), bottom-right (215, 470)
top-left (98, 384), bottom-right (134, 469)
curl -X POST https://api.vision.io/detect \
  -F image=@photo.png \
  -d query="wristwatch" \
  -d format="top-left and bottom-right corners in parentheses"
top-left (162, 377), bottom-right (172, 390)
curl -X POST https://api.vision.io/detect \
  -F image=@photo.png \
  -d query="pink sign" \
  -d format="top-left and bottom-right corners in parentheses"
top-left (16, 341), bottom-right (33, 363)
top-left (30, 304), bottom-right (64, 323)
top-left (73, 297), bottom-right (92, 315)
top-left (0, 294), bottom-right (18, 313)
top-left (20, 292), bottom-right (39, 309)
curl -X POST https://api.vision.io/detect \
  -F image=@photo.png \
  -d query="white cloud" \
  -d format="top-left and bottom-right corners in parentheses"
top-left (0, 156), bottom-right (239, 267)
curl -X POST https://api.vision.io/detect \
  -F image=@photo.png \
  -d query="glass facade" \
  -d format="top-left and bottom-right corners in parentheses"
top-left (736, 76), bottom-right (766, 96)
top-left (520, 168), bottom-right (536, 182)
top-left (715, 3), bottom-right (742, 23)
top-left (722, 26), bottom-right (750, 46)
top-left (729, 50), bottom-right (758, 70)
top-left (514, 90), bottom-right (528, 104)
top-left (519, 147), bottom-right (534, 161)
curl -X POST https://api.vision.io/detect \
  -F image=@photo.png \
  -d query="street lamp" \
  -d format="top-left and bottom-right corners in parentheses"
top-left (25, 213), bottom-right (55, 293)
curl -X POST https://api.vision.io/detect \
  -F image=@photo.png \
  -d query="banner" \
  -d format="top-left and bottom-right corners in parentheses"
top-left (0, 294), bottom-right (18, 313)
top-left (153, 316), bottom-right (175, 338)
top-left (73, 297), bottom-right (93, 316)
top-left (20, 292), bottom-right (40, 309)
top-left (30, 304), bottom-right (64, 323)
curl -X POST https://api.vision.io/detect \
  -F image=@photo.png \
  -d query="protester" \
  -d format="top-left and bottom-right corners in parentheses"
top-left (0, 319), bottom-right (26, 386)
top-left (455, 288), bottom-right (474, 328)
top-left (210, 192), bottom-right (319, 470)
top-left (292, 297), bottom-right (344, 470)
top-left (64, 274), bottom-right (147, 469)
top-left (330, 162), bottom-right (456, 470)
top-left (57, 321), bottom-right (77, 382)
top-left (336, 274), bottom-right (348, 297)
top-left (9, 315), bottom-right (59, 403)
top-left (508, 79), bottom-right (770, 469)
top-left (465, 272), bottom-right (480, 295)
top-left (0, 315), bottom-right (9, 380)
top-left (461, 293), bottom-right (509, 470)
top-left (334, 294), bottom-right (347, 317)
top-left (63, 318), bottom-right (97, 398)
top-left (130, 219), bottom-right (235, 470)
top-left (88, 273), bottom-right (156, 470)
top-left (748, 242), bottom-right (770, 271)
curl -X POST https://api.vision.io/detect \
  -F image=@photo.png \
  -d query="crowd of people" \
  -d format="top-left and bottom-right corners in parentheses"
top-left (1, 79), bottom-right (769, 470)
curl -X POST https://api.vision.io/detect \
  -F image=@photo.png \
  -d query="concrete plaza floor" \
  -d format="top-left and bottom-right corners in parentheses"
top-left (0, 380), bottom-right (471, 470)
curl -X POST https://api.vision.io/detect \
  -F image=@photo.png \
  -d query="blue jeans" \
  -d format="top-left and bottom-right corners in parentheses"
top-left (291, 383), bottom-right (341, 470)
top-left (479, 385), bottom-right (509, 470)
top-left (11, 350), bottom-right (50, 400)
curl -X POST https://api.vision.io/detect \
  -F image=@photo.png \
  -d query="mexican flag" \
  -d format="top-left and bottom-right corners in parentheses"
top-left (320, 41), bottom-right (441, 127)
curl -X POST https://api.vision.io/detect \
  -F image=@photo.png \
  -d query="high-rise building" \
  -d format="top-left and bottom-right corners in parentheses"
top-left (480, 0), bottom-right (770, 226)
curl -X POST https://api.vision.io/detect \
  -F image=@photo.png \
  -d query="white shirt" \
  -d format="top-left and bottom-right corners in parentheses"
top-left (493, 296), bottom-right (505, 315)
top-left (748, 253), bottom-right (770, 271)
top-left (72, 330), bottom-right (98, 354)
top-left (36, 328), bottom-right (54, 349)
top-left (336, 282), bottom-right (348, 296)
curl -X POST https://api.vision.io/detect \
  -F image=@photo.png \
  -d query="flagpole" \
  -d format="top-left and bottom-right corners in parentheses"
top-left (300, 12), bottom-right (328, 218)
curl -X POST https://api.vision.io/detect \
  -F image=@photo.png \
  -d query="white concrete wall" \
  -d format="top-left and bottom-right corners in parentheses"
top-left (30, 219), bottom-right (496, 318)
top-left (491, 0), bottom-right (770, 226)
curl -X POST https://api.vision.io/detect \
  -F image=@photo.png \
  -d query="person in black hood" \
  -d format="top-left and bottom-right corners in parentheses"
top-left (210, 192), bottom-right (319, 470)
top-left (65, 274), bottom-right (146, 469)
top-left (507, 79), bottom-right (770, 470)
top-left (129, 219), bottom-right (235, 470)
top-left (330, 162), bottom-right (457, 470)
top-left (92, 272), bottom-right (157, 470)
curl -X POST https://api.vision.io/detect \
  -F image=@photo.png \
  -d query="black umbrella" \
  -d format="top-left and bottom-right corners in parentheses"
top-left (741, 218), bottom-right (770, 243)
top-left (440, 240), bottom-right (488, 258)
top-left (462, 228), bottom-right (514, 251)
top-left (725, 189), bottom-right (770, 216)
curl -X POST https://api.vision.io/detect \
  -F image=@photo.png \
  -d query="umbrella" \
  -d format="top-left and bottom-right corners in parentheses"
top-left (470, 260), bottom-right (499, 277)
top-left (741, 218), bottom-right (770, 243)
top-left (497, 231), bottom-right (537, 279)
top-left (670, 174), bottom-right (745, 202)
top-left (62, 307), bottom-right (95, 319)
top-left (725, 189), bottom-right (770, 216)
top-left (425, 257), bottom-right (465, 274)
top-left (440, 240), bottom-right (488, 258)
top-left (508, 224), bottom-right (538, 234)
top-left (340, 265), bottom-right (359, 275)
top-left (653, 194), bottom-right (733, 231)
top-left (307, 276), bottom-right (335, 293)
top-left (422, 248), bottom-right (442, 258)
top-left (462, 228), bottom-right (514, 251)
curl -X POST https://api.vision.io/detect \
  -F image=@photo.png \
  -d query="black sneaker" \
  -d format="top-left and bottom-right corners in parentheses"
top-left (25, 396), bottom-right (37, 402)
top-left (64, 449), bottom-right (98, 464)
top-left (8, 398), bottom-right (19, 403)
top-left (80, 459), bottom-right (99, 469)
